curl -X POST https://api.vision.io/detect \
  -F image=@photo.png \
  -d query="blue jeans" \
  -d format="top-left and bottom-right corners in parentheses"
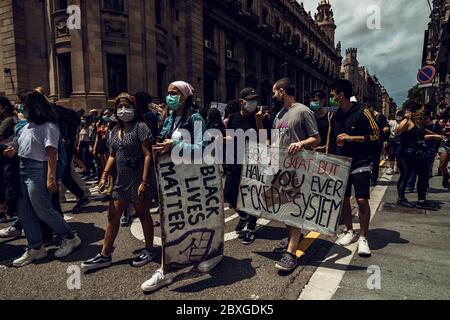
top-left (17, 158), bottom-right (73, 250)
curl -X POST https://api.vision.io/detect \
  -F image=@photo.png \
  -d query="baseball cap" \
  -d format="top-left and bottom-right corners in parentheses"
top-left (239, 87), bottom-right (259, 100)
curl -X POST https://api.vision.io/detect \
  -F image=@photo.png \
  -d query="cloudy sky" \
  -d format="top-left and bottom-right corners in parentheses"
top-left (301, 0), bottom-right (431, 104)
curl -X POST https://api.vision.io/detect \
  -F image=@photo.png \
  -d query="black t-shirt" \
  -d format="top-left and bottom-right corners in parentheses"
top-left (315, 113), bottom-right (330, 147)
top-left (227, 111), bottom-right (268, 165)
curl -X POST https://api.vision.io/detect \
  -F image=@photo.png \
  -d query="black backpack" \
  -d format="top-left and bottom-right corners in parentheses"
top-left (52, 104), bottom-right (81, 142)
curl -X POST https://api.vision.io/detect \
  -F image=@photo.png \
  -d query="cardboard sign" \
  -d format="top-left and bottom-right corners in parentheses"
top-left (157, 154), bottom-right (224, 268)
top-left (237, 143), bottom-right (352, 236)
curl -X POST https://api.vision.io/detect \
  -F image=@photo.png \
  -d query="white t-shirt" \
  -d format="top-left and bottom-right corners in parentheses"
top-left (18, 122), bottom-right (60, 162)
top-left (388, 120), bottom-right (399, 139)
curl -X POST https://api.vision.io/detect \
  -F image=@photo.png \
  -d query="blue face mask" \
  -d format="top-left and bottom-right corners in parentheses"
top-left (309, 101), bottom-right (322, 112)
top-left (81, 120), bottom-right (86, 125)
top-left (166, 95), bottom-right (182, 111)
top-left (18, 105), bottom-right (28, 118)
top-left (102, 116), bottom-right (110, 122)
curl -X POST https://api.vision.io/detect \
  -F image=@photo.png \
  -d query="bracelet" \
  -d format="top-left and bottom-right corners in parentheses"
top-left (141, 181), bottom-right (150, 187)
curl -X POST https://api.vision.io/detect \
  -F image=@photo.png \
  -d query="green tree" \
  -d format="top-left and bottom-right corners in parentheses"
top-left (403, 84), bottom-right (425, 107)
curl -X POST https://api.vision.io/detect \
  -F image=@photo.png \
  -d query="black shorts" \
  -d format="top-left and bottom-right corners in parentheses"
top-left (345, 172), bottom-right (371, 199)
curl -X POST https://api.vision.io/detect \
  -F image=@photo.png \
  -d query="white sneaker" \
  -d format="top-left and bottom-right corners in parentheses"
top-left (0, 226), bottom-right (24, 238)
top-left (198, 255), bottom-right (223, 273)
top-left (387, 168), bottom-right (394, 175)
top-left (141, 269), bottom-right (173, 293)
top-left (336, 230), bottom-right (358, 246)
top-left (358, 239), bottom-right (372, 257)
top-left (54, 235), bottom-right (82, 258)
top-left (13, 247), bottom-right (47, 267)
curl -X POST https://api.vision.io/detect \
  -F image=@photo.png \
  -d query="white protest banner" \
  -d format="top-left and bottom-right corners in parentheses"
top-left (210, 102), bottom-right (227, 118)
top-left (237, 143), bottom-right (352, 236)
top-left (157, 154), bottom-right (224, 268)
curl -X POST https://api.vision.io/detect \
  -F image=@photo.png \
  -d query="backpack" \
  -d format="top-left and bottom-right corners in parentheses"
top-left (52, 104), bottom-right (81, 143)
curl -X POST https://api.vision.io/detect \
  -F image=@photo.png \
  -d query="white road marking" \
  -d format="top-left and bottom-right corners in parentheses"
top-left (298, 170), bottom-right (393, 301)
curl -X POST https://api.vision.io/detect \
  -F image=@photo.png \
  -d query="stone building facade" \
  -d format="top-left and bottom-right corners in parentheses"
top-left (0, 0), bottom-right (342, 109)
top-left (422, 0), bottom-right (450, 107)
top-left (340, 47), bottom-right (393, 116)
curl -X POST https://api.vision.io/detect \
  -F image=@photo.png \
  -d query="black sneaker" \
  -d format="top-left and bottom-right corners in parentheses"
top-left (73, 197), bottom-right (90, 211)
top-left (132, 249), bottom-right (156, 267)
top-left (81, 254), bottom-right (112, 271)
top-left (241, 231), bottom-right (256, 245)
top-left (235, 219), bottom-right (248, 234)
top-left (397, 198), bottom-right (416, 208)
top-left (275, 252), bottom-right (298, 272)
top-left (120, 214), bottom-right (133, 228)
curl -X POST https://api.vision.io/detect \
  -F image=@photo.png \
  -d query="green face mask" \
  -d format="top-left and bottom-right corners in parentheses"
top-left (329, 97), bottom-right (339, 107)
top-left (309, 101), bottom-right (322, 112)
top-left (166, 95), bottom-right (182, 111)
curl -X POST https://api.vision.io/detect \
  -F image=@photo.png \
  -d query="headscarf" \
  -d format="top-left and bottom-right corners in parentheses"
top-left (171, 81), bottom-right (194, 98)
top-left (115, 92), bottom-right (136, 107)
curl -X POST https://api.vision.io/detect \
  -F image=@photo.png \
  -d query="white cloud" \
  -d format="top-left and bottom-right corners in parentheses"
top-left (300, 0), bottom-right (430, 104)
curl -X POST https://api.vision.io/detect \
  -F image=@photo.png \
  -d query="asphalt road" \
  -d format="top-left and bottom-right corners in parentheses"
top-left (1, 164), bottom-right (449, 300)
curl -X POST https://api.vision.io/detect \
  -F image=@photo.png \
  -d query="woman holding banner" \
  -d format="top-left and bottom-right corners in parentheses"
top-left (141, 81), bottom-right (214, 293)
top-left (81, 93), bottom-right (156, 271)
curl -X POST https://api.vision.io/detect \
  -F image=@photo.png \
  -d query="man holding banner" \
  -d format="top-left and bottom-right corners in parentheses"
top-left (270, 78), bottom-right (321, 271)
top-left (327, 80), bottom-right (380, 257)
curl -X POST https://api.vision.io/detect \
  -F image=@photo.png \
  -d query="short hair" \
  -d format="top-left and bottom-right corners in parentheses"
top-left (331, 79), bottom-right (353, 100)
top-left (403, 100), bottom-right (422, 112)
top-left (311, 89), bottom-right (327, 100)
top-left (274, 78), bottom-right (296, 97)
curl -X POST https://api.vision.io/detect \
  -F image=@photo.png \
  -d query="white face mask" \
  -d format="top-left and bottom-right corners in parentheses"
top-left (244, 100), bottom-right (258, 113)
top-left (117, 107), bottom-right (135, 122)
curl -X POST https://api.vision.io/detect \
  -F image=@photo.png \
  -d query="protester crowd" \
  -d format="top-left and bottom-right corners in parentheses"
top-left (1, 78), bottom-right (449, 293)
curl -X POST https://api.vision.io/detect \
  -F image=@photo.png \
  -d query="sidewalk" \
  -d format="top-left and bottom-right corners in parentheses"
top-left (331, 170), bottom-right (450, 300)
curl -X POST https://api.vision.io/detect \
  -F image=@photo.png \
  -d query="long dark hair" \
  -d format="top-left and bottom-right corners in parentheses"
top-left (171, 95), bottom-right (195, 126)
top-left (0, 96), bottom-right (14, 117)
top-left (22, 91), bottom-right (57, 125)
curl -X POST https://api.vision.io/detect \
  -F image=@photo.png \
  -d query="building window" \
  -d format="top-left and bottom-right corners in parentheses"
top-left (57, 53), bottom-right (72, 98)
top-left (55, 0), bottom-right (68, 11)
top-left (226, 80), bottom-right (237, 102)
top-left (226, 35), bottom-right (235, 59)
top-left (104, 0), bottom-right (125, 12)
top-left (107, 54), bottom-right (127, 99)
top-left (245, 44), bottom-right (254, 66)
top-left (157, 63), bottom-right (166, 102)
top-left (262, 7), bottom-right (269, 25)
top-left (204, 24), bottom-right (214, 49)
top-left (204, 75), bottom-right (216, 107)
top-left (261, 54), bottom-right (269, 75)
top-left (246, 0), bottom-right (253, 13)
top-left (155, 0), bottom-right (163, 26)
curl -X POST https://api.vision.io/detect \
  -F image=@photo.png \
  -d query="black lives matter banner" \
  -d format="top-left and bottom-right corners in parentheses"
top-left (157, 154), bottom-right (224, 268)
top-left (237, 143), bottom-right (352, 236)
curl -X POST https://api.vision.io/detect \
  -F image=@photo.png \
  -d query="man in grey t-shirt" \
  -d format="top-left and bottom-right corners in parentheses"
top-left (273, 103), bottom-right (320, 148)
top-left (271, 78), bottom-right (321, 272)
